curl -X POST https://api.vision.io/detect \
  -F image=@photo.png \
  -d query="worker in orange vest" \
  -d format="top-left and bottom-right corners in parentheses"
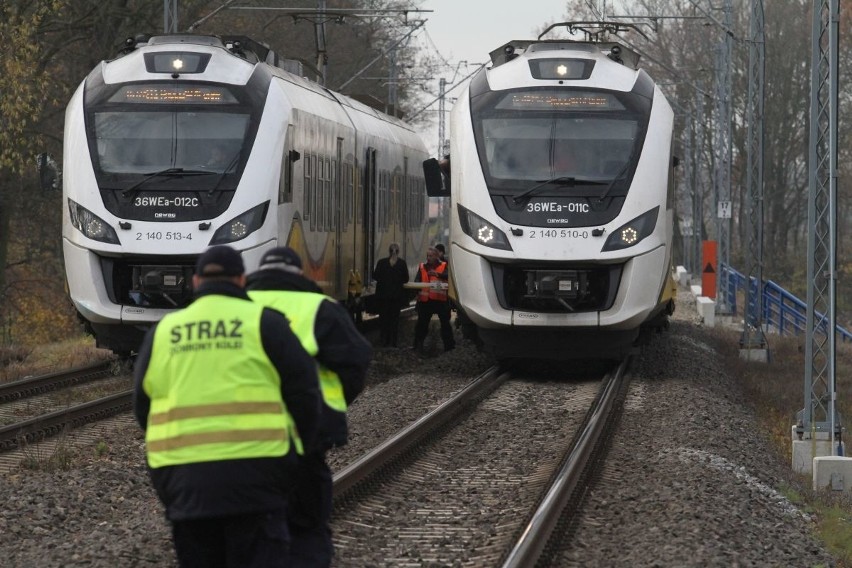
top-left (412, 246), bottom-right (455, 353)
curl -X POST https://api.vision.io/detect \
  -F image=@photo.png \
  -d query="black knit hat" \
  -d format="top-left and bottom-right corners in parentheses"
top-left (195, 245), bottom-right (245, 277)
top-left (259, 246), bottom-right (303, 271)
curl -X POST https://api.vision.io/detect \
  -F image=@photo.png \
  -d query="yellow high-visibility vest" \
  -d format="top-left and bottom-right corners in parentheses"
top-left (248, 290), bottom-right (347, 413)
top-left (143, 295), bottom-right (298, 468)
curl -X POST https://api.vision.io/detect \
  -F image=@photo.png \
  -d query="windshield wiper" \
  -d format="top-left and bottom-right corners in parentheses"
top-left (207, 151), bottom-right (242, 196)
top-left (512, 176), bottom-right (603, 204)
top-left (121, 168), bottom-right (215, 198)
top-left (597, 160), bottom-right (633, 203)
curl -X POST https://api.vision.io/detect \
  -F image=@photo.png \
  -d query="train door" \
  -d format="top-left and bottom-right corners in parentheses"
top-left (334, 137), bottom-right (343, 295)
top-left (401, 156), bottom-right (409, 260)
top-left (363, 147), bottom-right (377, 284)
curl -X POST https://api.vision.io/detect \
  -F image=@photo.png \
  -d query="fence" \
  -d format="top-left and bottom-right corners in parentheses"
top-left (719, 264), bottom-right (852, 343)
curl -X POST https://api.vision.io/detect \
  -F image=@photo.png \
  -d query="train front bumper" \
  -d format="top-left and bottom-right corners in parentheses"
top-left (453, 243), bottom-right (668, 331)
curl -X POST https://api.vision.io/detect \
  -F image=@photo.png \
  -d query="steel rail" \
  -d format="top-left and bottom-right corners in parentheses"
top-left (500, 355), bottom-right (631, 568)
top-left (332, 365), bottom-right (507, 497)
top-left (0, 390), bottom-right (132, 452)
top-left (0, 362), bottom-right (114, 403)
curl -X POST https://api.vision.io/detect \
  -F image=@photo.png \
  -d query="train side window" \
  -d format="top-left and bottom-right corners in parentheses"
top-left (344, 161), bottom-right (354, 229)
top-left (303, 152), bottom-right (312, 223)
top-left (390, 173), bottom-right (397, 227)
top-left (378, 169), bottom-right (386, 230)
top-left (330, 158), bottom-right (338, 231)
top-left (383, 170), bottom-right (390, 230)
top-left (312, 154), bottom-right (319, 231)
top-left (317, 157), bottom-right (325, 232)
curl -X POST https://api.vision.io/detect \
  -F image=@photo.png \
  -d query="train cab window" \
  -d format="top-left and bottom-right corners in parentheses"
top-left (470, 87), bottom-right (651, 198)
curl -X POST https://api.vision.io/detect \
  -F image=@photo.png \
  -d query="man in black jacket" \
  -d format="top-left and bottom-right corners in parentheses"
top-left (247, 247), bottom-right (372, 568)
top-left (133, 245), bottom-right (321, 568)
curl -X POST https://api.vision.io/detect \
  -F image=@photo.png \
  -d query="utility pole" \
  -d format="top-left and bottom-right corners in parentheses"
top-left (387, 48), bottom-right (398, 116)
top-left (740, 0), bottom-right (768, 360)
top-left (315, 0), bottom-right (328, 85)
top-left (711, 0), bottom-right (733, 315)
top-left (796, 0), bottom-right (842, 466)
top-left (692, 80), bottom-right (705, 282)
top-left (164, 0), bottom-right (178, 33)
top-left (437, 78), bottom-right (447, 156)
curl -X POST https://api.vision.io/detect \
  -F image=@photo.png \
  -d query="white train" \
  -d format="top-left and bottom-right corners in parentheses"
top-left (424, 27), bottom-right (676, 360)
top-left (59, 34), bottom-right (429, 355)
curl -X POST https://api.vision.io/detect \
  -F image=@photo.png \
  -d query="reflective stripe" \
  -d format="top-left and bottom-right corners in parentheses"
top-left (418, 262), bottom-right (448, 302)
top-left (149, 401), bottom-right (284, 425)
top-left (143, 295), bottom-right (294, 468)
top-left (147, 429), bottom-right (287, 452)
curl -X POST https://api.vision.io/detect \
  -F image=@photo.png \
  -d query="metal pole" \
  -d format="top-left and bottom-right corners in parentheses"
top-left (164, 0), bottom-right (178, 33)
top-left (741, 0), bottom-right (767, 353)
top-left (315, 0), bottom-right (328, 85)
top-left (799, 0), bottom-right (840, 449)
top-left (693, 80), bottom-right (705, 281)
top-left (438, 78), bottom-right (446, 156)
top-left (713, 0), bottom-right (733, 314)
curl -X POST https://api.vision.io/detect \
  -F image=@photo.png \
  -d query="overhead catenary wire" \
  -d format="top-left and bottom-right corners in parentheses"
top-left (408, 63), bottom-right (485, 121)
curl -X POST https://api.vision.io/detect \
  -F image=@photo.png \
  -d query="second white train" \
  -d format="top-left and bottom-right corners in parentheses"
top-left (425, 27), bottom-right (676, 360)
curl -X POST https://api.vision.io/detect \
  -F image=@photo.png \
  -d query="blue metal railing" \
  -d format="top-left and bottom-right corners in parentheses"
top-left (719, 264), bottom-right (852, 342)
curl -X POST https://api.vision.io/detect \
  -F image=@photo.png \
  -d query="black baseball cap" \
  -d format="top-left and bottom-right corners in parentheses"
top-left (195, 245), bottom-right (245, 277)
top-left (259, 246), bottom-right (303, 271)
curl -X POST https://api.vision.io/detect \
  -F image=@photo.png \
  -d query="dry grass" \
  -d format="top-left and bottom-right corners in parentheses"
top-left (0, 333), bottom-right (114, 384)
top-left (706, 325), bottom-right (852, 566)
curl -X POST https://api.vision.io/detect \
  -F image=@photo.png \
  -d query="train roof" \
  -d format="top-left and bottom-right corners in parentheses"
top-left (489, 40), bottom-right (640, 70)
top-left (108, 33), bottom-right (415, 132)
top-left (117, 33), bottom-right (306, 75)
top-left (487, 21), bottom-right (644, 71)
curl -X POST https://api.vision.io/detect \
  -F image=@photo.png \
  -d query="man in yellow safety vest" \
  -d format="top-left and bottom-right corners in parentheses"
top-left (247, 246), bottom-right (372, 568)
top-left (133, 245), bottom-right (321, 568)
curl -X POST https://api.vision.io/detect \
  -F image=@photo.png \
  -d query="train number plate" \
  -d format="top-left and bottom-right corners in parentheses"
top-left (528, 229), bottom-right (589, 239)
top-left (135, 231), bottom-right (194, 241)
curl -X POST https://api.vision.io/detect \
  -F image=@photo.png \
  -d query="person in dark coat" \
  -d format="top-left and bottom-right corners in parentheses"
top-left (133, 245), bottom-right (321, 568)
top-left (372, 242), bottom-right (410, 347)
top-left (246, 247), bottom-right (372, 568)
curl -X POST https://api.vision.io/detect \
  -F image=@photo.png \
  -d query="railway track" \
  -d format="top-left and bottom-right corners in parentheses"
top-left (330, 357), bottom-right (631, 567)
top-left (0, 363), bottom-right (131, 454)
top-left (0, 307), bottom-right (399, 458)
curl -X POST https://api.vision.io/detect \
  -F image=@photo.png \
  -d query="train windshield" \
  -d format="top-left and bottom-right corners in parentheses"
top-left (86, 82), bottom-right (258, 189)
top-left (470, 88), bottom-right (651, 196)
top-left (94, 111), bottom-right (249, 175)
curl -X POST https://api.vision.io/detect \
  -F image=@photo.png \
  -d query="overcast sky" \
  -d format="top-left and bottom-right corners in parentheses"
top-left (420, 0), bottom-right (569, 66)
top-left (415, 1), bottom-right (570, 154)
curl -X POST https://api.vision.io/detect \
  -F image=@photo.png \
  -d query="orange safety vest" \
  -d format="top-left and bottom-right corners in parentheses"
top-left (417, 262), bottom-right (448, 302)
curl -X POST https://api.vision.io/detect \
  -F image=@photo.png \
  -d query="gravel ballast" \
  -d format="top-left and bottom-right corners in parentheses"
top-left (0, 293), bottom-right (836, 567)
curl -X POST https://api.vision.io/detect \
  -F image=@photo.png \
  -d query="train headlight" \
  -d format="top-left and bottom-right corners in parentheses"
top-left (67, 199), bottom-right (120, 244)
top-left (601, 206), bottom-right (659, 252)
top-left (457, 205), bottom-right (512, 250)
top-left (209, 201), bottom-right (270, 245)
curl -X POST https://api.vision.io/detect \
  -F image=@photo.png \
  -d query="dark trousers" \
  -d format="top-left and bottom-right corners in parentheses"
top-left (414, 301), bottom-right (455, 350)
top-left (171, 509), bottom-right (289, 568)
top-left (288, 451), bottom-right (334, 568)
top-left (378, 301), bottom-right (402, 346)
